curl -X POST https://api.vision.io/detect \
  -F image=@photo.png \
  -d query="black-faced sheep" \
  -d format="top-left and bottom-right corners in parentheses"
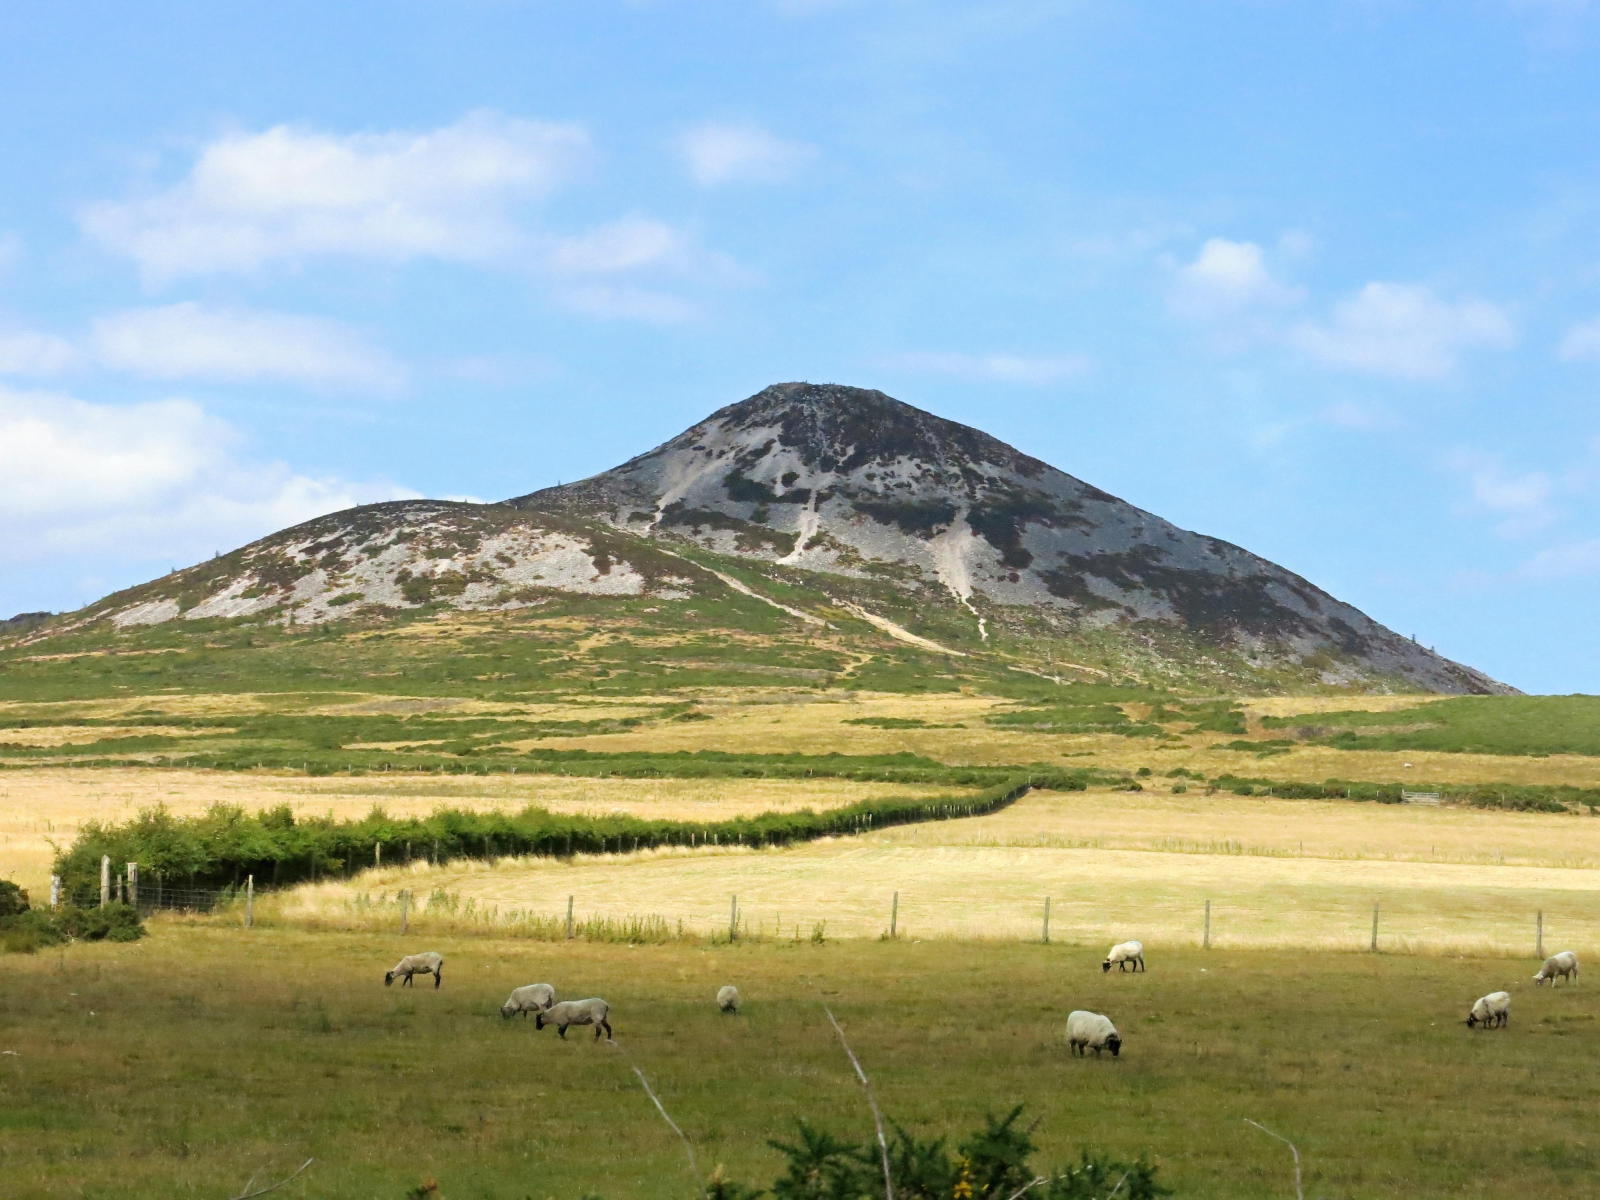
top-left (1066, 1009), bottom-right (1122, 1057)
top-left (535, 998), bottom-right (613, 1040)
top-left (384, 951), bottom-right (443, 989)
top-left (717, 985), bottom-right (740, 1013)
top-left (1102, 940), bottom-right (1144, 973)
top-left (1534, 951), bottom-right (1579, 987)
top-left (501, 983), bottom-right (557, 1018)
top-left (1466, 991), bottom-right (1510, 1029)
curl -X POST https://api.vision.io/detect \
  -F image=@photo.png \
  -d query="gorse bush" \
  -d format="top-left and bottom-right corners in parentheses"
top-left (702, 1107), bottom-right (1169, 1199)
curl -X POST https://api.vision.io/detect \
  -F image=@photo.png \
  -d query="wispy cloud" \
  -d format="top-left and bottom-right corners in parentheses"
top-left (82, 111), bottom-right (591, 281)
top-left (1290, 283), bottom-right (1515, 380)
top-left (1446, 447), bottom-right (1558, 539)
top-left (677, 121), bottom-right (817, 186)
top-left (0, 383), bottom-right (415, 569)
top-left (876, 350), bottom-right (1091, 385)
top-left (1167, 237), bottom-right (1304, 320)
top-left (91, 302), bottom-right (406, 393)
top-left (0, 328), bottom-right (76, 376)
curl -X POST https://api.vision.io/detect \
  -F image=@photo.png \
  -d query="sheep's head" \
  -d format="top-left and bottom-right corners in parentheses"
top-left (1101, 960), bottom-right (1112, 973)
top-left (1106, 1034), bottom-right (1122, 1057)
top-left (384, 971), bottom-right (396, 987)
top-left (501, 1004), bottom-right (516, 1019)
top-left (1466, 1012), bottom-right (1480, 1027)
top-left (1534, 973), bottom-right (1548, 985)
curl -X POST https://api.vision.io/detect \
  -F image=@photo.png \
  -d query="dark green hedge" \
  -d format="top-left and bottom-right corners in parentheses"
top-left (55, 772), bottom-right (1087, 895)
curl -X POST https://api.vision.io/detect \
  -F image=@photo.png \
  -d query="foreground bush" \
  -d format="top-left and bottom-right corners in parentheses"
top-left (0, 879), bottom-right (144, 953)
top-left (704, 1107), bottom-right (1168, 1199)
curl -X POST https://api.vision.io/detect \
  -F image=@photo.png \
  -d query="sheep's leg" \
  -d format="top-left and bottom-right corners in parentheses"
top-left (558, 1024), bottom-right (569, 1039)
top-left (402, 972), bottom-right (413, 987)
top-left (601, 1018), bottom-right (613, 1039)
top-left (434, 967), bottom-right (442, 989)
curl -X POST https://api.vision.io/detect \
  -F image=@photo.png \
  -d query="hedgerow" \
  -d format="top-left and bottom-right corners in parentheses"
top-left (54, 772), bottom-right (1092, 896)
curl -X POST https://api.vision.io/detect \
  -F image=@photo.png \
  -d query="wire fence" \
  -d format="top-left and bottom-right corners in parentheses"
top-left (56, 858), bottom-right (1584, 959)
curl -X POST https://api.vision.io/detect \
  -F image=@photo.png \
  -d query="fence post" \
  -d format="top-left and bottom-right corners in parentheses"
top-left (100, 855), bottom-right (110, 908)
top-left (729, 894), bottom-right (739, 941)
top-left (400, 889), bottom-right (410, 936)
top-left (1537, 910), bottom-right (1544, 958)
top-left (1370, 903), bottom-right (1380, 953)
top-left (1042, 897), bottom-right (1051, 945)
top-left (1204, 898), bottom-right (1211, 949)
top-left (49, 875), bottom-right (61, 909)
top-left (566, 895), bottom-right (575, 940)
top-left (375, 842), bottom-right (382, 869)
top-left (127, 863), bottom-right (139, 908)
top-left (245, 875), bottom-right (254, 928)
top-left (889, 891), bottom-right (899, 939)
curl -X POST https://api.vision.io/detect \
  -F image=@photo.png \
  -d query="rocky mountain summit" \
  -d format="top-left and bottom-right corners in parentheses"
top-left (40, 381), bottom-right (1504, 694)
top-left (510, 382), bottom-right (1502, 693)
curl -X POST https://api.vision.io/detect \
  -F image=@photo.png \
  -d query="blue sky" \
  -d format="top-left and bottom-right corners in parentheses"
top-left (2, 1), bottom-right (1598, 692)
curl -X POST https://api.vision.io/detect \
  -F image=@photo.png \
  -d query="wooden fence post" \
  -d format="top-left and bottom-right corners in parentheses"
top-left (1537, 910), bottom-right (1544, 959)
top-left (1204, 898), bottom-right (1211, 949)
top-left (1042, 897), bottom-right (1051, 945)
top-left (127, 863), bottom-right (139, 907)
top-left (889, 891), bottom-right (899, 939)
top-left (1370, 903), bottom-right (1380, 952)
top-left (49, 875), bottom-right (61, 909)
top-left (375, 842), bottom-right (382, 869)
top-left (400, 889), bottom-right (410, 936)
top-left (729, 894), bottom-right (739, 942)
top-left (245, 875), bottom-right (254, 928)
top-left (566, 894), bottom-right (575, 940)
top-left (100, 855), bottom-right (110, 908)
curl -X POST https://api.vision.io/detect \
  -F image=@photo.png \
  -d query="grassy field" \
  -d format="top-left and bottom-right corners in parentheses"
top-left (3, 925), bottom-right (1597, 1199)
top-left (273, 789), bottom-right (1600, 955)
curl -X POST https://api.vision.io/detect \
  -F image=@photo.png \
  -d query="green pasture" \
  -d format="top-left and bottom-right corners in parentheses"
top-left (1, 926), bottom-right (1595, 1198)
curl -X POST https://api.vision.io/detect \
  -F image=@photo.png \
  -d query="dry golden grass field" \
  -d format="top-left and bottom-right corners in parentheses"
top-left (270, 788), bottom-right (1600, 957)
top-left (0, 767), bottom-right (955, 896)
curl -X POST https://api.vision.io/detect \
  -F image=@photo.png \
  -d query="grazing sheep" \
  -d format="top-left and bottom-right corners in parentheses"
top-left (535, 998), bottom-right (613, 1040)
top-left (1466, 991), bottom-right (1511, 1029)
top-left (1534, 951), bottom-right (1579, 987)
top-left (1066, 1010), bottom-right (1122, 1057)
top-left (384, 951), bottom-right (443, 989)
top-left (1102, 940), bottom-right (1145, 974)
top-left (717, 985), bottom-right (740, 1013)
top-left (501, 983), bottom-right (557, 1019)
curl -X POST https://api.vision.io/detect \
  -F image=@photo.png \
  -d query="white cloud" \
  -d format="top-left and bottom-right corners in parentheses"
top-left (550, 218), bottom-right (690, 275)
top-left (0, 383), bottom-right (415, 570)
top-left (1167, 238), bottom-right (1304, 319)
top-left (1445, 448), bottom-right (1557, 538)
top-left (82, 111), bottom-right (591, 281)
top-left (1520, 538), bottom-right (1600, 580)
top-left (91, 302), bottom-right (405, 393)
top-left (1289, 283), bottom-right (1515, 380)
top-left (562, 285), bottom-right (701, 324)
top-left (0, 328), bottom-right (76, 376)
top-left (877, 350), bottom-right (1091, 385)
top-left (678, 121), bottom-right (816, 186)
top-left (1557, 314), bottom-right (1600, 361)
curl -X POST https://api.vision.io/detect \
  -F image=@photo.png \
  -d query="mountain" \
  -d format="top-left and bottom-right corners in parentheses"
top-left (508, 382), bottom-right (1502, 693)
top-left (29, 382), bottom-right (1506, 694)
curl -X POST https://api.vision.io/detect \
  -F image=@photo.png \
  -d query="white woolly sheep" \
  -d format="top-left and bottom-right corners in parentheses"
top-left (1066, 1010), bottom-right (1122, 1057)
top-left (501, 983), bottom-right (557, 1019)
top-left (1102, 940), bottom-right (1145, 974)
top-left (535, 998), bottom-right (613, 1040)
top-left (384, 951), bottom-right (443, 989)
top-left (1534, 951), bottom-right (1579, 987)
top-left (717, 985), bottom-right (740, 1013)
top-left (1466, 991), bottom-right (1511, 1029)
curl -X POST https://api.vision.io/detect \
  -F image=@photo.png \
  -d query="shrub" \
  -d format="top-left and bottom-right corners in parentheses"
top-left (708, 1106), bottom-right (1168, 1199)
top-left (0, 878), bottom-right (28, 918)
